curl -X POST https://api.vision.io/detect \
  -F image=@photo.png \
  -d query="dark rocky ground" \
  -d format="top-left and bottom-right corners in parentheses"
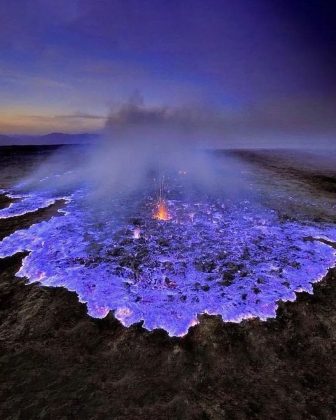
top-left (0, 147), bottom-right (336, 419)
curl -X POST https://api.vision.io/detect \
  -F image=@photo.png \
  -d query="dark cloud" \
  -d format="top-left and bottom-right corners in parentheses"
top-left (1, 0), bottom-right (333, 98)
top-left (50, 113), bottom-right (106, 121)
top-left (274, 0), bottom-right (336, 76)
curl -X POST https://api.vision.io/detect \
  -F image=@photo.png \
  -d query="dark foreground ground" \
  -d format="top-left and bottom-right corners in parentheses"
top-left (0, 147), bottom-right (336, 419)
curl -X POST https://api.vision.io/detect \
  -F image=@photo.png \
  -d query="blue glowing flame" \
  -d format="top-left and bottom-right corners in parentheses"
top-left (0, 183), bottom-right (335, 336)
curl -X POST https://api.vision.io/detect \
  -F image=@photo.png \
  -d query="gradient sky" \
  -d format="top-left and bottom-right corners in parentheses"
top-left (0, 0), bottom-right (336, 146)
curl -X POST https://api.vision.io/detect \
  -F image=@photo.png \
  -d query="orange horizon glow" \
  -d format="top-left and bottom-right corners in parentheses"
top-left (0, 108), bottom-right (106, 135)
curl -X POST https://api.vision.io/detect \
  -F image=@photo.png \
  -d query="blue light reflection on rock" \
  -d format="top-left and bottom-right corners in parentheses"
top-left (0, 187), bottom-right (335, 336)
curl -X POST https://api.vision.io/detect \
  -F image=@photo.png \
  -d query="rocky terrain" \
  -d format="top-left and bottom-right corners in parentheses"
top-left (0, 147), bottom-right (335, 419)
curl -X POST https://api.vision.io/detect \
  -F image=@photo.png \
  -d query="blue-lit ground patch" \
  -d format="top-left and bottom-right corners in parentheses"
top-left (0, 183), bottom-right (336, 336)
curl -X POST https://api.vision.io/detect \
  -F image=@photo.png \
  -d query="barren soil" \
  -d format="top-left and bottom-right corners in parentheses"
top-left (0, 147), bottom-right (335, 419)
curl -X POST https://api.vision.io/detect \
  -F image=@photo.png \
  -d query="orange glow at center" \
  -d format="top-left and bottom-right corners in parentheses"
top-left (154, 199), bottom-right (170, 221)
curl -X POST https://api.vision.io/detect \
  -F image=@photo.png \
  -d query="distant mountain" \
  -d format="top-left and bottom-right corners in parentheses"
top-left (0, 132), bottom-right (101, 145)
top-left (0, 134), bottom-right (16, 145)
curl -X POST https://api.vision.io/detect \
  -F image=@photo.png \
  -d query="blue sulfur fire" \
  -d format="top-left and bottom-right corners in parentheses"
top-left (0, 173), bottom-right (335, 337)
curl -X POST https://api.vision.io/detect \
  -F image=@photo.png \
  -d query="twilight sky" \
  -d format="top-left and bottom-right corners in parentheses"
top-left (0, 0), bottom-right (336, 147)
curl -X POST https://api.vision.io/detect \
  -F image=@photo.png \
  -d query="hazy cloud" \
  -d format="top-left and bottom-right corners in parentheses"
top-left (103, 95), bottom-right (336, 148)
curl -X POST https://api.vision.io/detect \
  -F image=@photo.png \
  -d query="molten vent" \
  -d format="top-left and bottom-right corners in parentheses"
top-left (133, 227), bottom-right (141, 239)
top-left (154, 199), bottom-right (170, 221)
